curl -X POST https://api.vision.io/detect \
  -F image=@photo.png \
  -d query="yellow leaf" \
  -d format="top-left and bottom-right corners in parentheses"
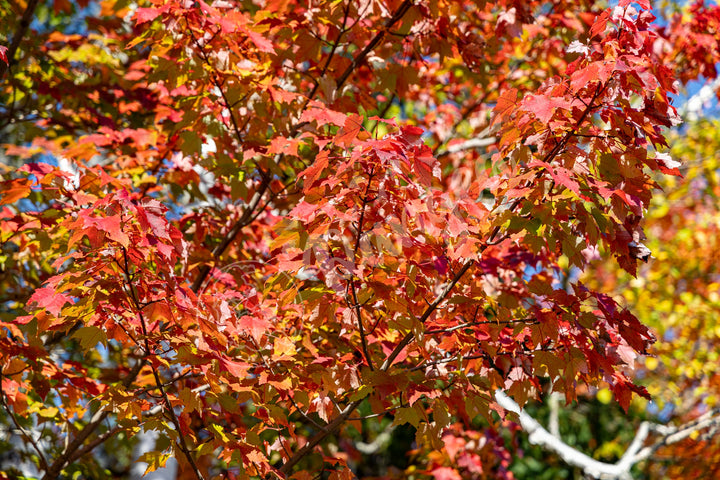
top-left (597, 388), bottom-right (612, 404)
top-left (645, 357), bottom-right (658, 370)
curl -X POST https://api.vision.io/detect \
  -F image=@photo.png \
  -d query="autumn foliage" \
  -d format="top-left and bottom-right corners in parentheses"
top-left (1, 0), bottom-right (720, 478)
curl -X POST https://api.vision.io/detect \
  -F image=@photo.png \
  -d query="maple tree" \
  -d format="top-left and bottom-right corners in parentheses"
top-left (1, 0), bottom-right (719, 479)
top-left (560, 114), bottom-right (720, 479)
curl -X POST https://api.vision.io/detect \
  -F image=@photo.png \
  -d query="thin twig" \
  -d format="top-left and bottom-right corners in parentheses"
top-left (303, 0), bottom-right (353, 106)
top-left (423, 317), bottom-right (539, 334)
top-left (65, 425), bottom-right (122, 466)
top-left (348, 167), bottom-right (376, 370)
top-left (191, 177), bottom-right (272, 292)
top-left (407, 353), bottom-right (486, 372)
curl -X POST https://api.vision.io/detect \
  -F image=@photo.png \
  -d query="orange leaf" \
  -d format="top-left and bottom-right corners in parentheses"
top-left (0, 178), bottom-right (32, 205)
top-left (491, 88), bottom-right (518, 127)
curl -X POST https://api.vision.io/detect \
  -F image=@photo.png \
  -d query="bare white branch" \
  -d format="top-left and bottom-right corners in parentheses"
top-left (440, 136), bottom-right (496, 155)
top-left (495, 390), bottom-right (720, 480)
top-left (679, 77), bottom-right (720, 121)
top-left (495, 390), bottom-right (634, 479)
top-left (634, 408), bottom-right (720, 463)
top-left (548, 391), bottom-right (562, 438)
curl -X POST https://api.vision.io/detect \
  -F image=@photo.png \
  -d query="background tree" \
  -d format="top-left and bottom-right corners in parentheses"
top-left (0, 1), bottom-right (718, 479)
top-left (492, 3), bottom-right (720, 479)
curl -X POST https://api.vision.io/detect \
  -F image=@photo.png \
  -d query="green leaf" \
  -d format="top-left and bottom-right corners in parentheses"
top-left (179, 130), bottom-right (202, 155)
top-left (138, 451), bottom-right (172, 475)
top-left (393, 406), bottom-right (421, 428)
top-left (348, 384), bottom-right (373, 402)
top-left (71, 326), bottom-right (107, 350)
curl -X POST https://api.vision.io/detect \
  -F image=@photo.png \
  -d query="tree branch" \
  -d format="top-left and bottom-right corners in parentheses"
top-left (197, 3), bottom-right (421, 469)
top-left (190, 179), bottom-right (271, 292)
top-left (423, 317), bottom-right (538, 335)
top-left (121, 248), bottom-right (205, 480)
top-left (304, 0), bottom-right (352, 104)
top-left (0, 381), bottom-right (49, 472)
top-left (278, 399), bottom-right (364, 475)
top-left (349, 167), bottom-right (376, 371)
top-left (41, 360), bottom-right (144, 480)
top-left (65, 425), bottom-right (122, 466)
top-left (548, 391), bottom-right (561, 438)
top-left (633, 409), bottom-right (720, 463)
top-left (436, 136), bottom-right (496, 156)
top-left (0, 0), bottom-right (41, 82)
top-left (189, 2), bottom-right (409, 293)
top-left (496, 390), bottom-right (720, 480)
top-left (335, 0), bottom-right (413, 90)
top-left (495, 390), bottom-right (635, 480)
top-left (278, 227), bottom-right (474, 475)
top-left (380, 259), bottom-right (476, 371)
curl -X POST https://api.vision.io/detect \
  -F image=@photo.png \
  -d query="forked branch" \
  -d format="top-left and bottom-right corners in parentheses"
top-left (496, 390), bottom-right (720, 480)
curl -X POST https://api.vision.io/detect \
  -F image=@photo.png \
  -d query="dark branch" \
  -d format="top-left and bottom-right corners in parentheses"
top-left (0, 0), bottom-right (41, 82)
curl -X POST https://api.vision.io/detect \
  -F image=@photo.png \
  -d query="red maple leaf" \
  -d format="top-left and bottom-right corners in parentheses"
top-left (28, 287), bottom-right (72, 316)
top-left (238, 315), bottom-right (270, 343)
